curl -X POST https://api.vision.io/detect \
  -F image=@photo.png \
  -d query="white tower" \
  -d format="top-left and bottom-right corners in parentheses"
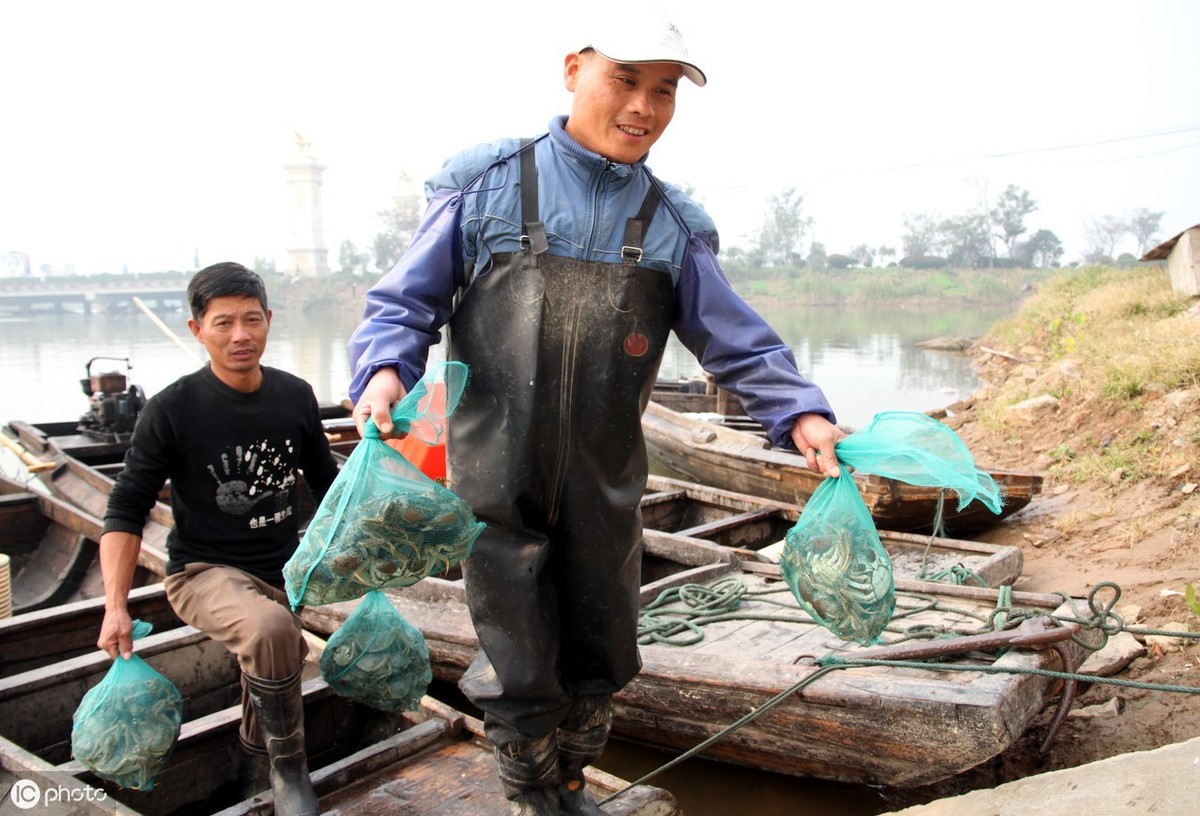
top-left (283, 133), bottom-right (332, 278)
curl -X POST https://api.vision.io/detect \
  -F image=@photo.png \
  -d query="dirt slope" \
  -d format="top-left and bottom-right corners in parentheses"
top-left (884, 339), bottom-right (1200, 808)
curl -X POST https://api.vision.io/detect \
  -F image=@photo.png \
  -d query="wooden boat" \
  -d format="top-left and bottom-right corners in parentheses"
top-left (640, 476), bottom-right (1023, 588)
top-left (0, 623), bottom-right (677, 815)
top-left (0, 473), bottom-right (162, 616)
top-left (299, 478), bottom-right (1079, 789)
top-left (4, 402), bottom-right (352, 469)
top-left (5, 435), bottom-right (1057, 787)
top-left (642, 399), bottom-right (1044, 536)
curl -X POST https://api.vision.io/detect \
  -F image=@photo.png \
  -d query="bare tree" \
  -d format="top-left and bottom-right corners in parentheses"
top-left (901, 213), bottom-right (940, 259)
top-left (1082, 215), bottom-right (1127, 262)
top-left (1128, 208), bottom-right (1165, 256)
top-left (755, 188), bottom-right (813, 267)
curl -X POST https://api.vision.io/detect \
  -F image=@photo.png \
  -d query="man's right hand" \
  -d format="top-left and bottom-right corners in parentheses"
top-left (97, 529), bottom-right (145, 660)
top-left (354, 366), bottom-right (408, 439)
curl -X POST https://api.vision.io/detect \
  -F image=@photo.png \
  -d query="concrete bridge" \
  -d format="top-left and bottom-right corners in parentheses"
top-left (0, 278), bottom-right (188, 315)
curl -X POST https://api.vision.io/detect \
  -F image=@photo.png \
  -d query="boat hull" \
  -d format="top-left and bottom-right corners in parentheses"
top-left (642, 400), bottom-right (1043, 535)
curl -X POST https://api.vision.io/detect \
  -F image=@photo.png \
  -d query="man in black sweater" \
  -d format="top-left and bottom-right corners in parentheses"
top-left (98, 262), bottom-right (339, 816)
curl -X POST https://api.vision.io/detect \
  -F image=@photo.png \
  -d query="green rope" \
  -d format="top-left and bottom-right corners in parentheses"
top-left (609, 574), bottom-right (1200, 806)
top-left (597, 665), bottom-right (842, 804)
top-left (637, 577), bottom-right (748, 645)
top-left (817, 655), bottom-right (1200, 695)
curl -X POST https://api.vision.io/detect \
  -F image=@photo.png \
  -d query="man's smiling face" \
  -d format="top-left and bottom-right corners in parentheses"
top-left (563, 50), bottom-right (682, 165)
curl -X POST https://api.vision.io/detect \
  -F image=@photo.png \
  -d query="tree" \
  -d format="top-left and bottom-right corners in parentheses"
top-left (338, 240), bottom-right (367, 276)
top-left (1083, 215), bottom-right (1127, 263)
top-left (1017, 229), bottom-right (1064, 268)
top-left (755, 188), bottom-right (813, 267)
top-left (901, 213), bottom-right (939, 259)
top-left (939, 212), bottom-right (993, 268)
top-left (1128, 208), bottom-right (1165, 257)
top-left (848, 244), bottom-right (875, 267)
top-left (370, 198), bottom-right (423, 274)
top-left (372, 231), bottom-right (403, 274)
top-left (807, 241), bottom-right (829, 271)
top-left (877, 245), bottom-right (897, 266)
top-left (991, 185), bottom-right (1037, 257)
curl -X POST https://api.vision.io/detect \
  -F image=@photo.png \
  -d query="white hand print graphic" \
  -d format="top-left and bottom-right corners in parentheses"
top-left (207, 441), bottom-right (295, 520)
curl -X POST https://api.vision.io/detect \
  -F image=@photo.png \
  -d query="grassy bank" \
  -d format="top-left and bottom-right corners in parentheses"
top-left (968, 265), bottom-right (1199, 487)
top-left (731, 265), bottom-right (1055, 306)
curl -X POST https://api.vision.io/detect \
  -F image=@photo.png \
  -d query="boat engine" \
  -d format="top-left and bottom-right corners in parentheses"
top-left (77, 357), bottom-right (147, 443)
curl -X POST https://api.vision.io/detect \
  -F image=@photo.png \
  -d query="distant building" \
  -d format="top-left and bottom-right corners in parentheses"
top-left (1, 251), bottom-right (32, 278)
top-left (283, 133), bottom-right (332, 278)
top-left (1142, 223), bottom-right (1200, 298)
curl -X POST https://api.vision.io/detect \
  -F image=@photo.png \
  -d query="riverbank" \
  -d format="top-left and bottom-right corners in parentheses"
top-left (877, 265), bottom-right (1200, 809)
top-left (270, 264), bottom-right (1056, 315)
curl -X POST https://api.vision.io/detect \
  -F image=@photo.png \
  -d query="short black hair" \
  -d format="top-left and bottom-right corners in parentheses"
top-left (187, 262), bottom-right (269, 320)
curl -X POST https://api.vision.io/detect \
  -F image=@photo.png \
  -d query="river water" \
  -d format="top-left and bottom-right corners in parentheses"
top-left (0, 300), bottom-right (1014, 430)
top-left (0, 298), bottom-right (1018, 815)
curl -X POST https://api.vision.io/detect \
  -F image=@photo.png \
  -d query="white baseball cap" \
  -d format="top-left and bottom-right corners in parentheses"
top-left (582, 14), bottom-right (707, 87)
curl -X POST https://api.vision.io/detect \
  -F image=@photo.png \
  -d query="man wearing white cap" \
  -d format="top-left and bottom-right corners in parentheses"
top-left (349, 13), bottom-right (843, 815)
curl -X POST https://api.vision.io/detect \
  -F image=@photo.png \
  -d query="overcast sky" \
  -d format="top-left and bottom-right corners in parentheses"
top-left (3, 0), bottom-right (1197, 275)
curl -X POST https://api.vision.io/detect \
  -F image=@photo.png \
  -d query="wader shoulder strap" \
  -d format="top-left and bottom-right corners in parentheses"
top-left (518, 138), bottom-right (549, 255)
top-left (621, 183), bottom-right (661, 263)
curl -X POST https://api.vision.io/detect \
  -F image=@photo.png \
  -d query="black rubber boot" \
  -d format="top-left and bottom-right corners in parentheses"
top-left (244, 669), bottom-right (320, 816)
top-left (557, 696), bottom-right (613, 815)
top-left (237, 742), bottom-right (272, 800)
top-left (495, 732), bottom-right (562, 815)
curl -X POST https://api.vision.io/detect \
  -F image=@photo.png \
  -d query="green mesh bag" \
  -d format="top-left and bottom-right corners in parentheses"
top-left (320, 590), bottom-right (432, 712)
top-left (782, 411), bottom-right (1003, 645)
top-left (71, 621), bottom-right (182, 791)
top-left (286, 362), bottom-right (485, 608)
top-left (835, 411), bottom-right (1003, 514)
top-left (781, 472), bottom-right (895, 645)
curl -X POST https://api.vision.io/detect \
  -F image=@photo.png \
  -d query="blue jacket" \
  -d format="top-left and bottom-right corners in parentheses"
top-left (347, 116), bottom-right (835, 447)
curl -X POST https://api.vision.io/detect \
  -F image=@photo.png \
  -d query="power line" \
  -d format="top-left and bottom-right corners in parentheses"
top-left (1057, 139), bottom-right (1200, 164)
top-left (714, 124), bottom-right (1200, 191)
top-left (974, 124), bottom-right (1200, 161)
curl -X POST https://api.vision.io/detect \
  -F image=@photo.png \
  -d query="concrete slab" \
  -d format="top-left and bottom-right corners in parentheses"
top-left (879, 736), bottom-right (1200, 815)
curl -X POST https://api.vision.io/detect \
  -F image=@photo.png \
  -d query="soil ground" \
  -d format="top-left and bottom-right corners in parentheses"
top-left (881, 345), bottom-right (1200, 809)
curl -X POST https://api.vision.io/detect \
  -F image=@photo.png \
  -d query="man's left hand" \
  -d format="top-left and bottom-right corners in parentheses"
top-left (790, 413), bottom-right (845, 478)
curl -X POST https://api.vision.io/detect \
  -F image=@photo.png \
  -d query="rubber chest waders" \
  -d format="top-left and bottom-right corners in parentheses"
top-left (449, 143), bottom-right (674, 746)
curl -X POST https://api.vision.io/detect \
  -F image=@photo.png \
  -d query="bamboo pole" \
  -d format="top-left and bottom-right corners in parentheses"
top-left (131, 296), bottom-right (203, 366)
top-left (0, 432), bottom-right (55, 473)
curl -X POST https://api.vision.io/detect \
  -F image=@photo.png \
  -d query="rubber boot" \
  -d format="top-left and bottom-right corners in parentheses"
top-left (244, 669), bottom-right (320, 816)
top-left (557, 696), bottom-right (613, 816)
top-left (237, 742), bottom-right (272, 800)
top-left (494, 732), bottom-right (562, 815)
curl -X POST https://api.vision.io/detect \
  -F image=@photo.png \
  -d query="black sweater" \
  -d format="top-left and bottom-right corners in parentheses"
top-left (104, 365), bottom-right (340, 583)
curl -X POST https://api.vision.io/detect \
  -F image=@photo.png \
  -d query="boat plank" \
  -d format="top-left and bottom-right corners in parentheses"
top-left (0, 584), bottom-right (179, 677)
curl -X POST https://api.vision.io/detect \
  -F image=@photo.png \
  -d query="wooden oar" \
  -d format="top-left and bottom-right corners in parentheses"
top-left (132, 296), bottom-right (203, 366)
top-left (0, 432), bottom-right (55, 473)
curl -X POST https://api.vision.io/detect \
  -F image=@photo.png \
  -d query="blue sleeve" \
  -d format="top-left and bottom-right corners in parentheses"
top-left (346, 189), bottom-right (465, 401)
top-left (672, 233), bottom-right (837, 448)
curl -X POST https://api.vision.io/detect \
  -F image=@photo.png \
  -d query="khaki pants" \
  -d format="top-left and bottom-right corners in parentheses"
top-left (164, 562), bottom-right (309, 750)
